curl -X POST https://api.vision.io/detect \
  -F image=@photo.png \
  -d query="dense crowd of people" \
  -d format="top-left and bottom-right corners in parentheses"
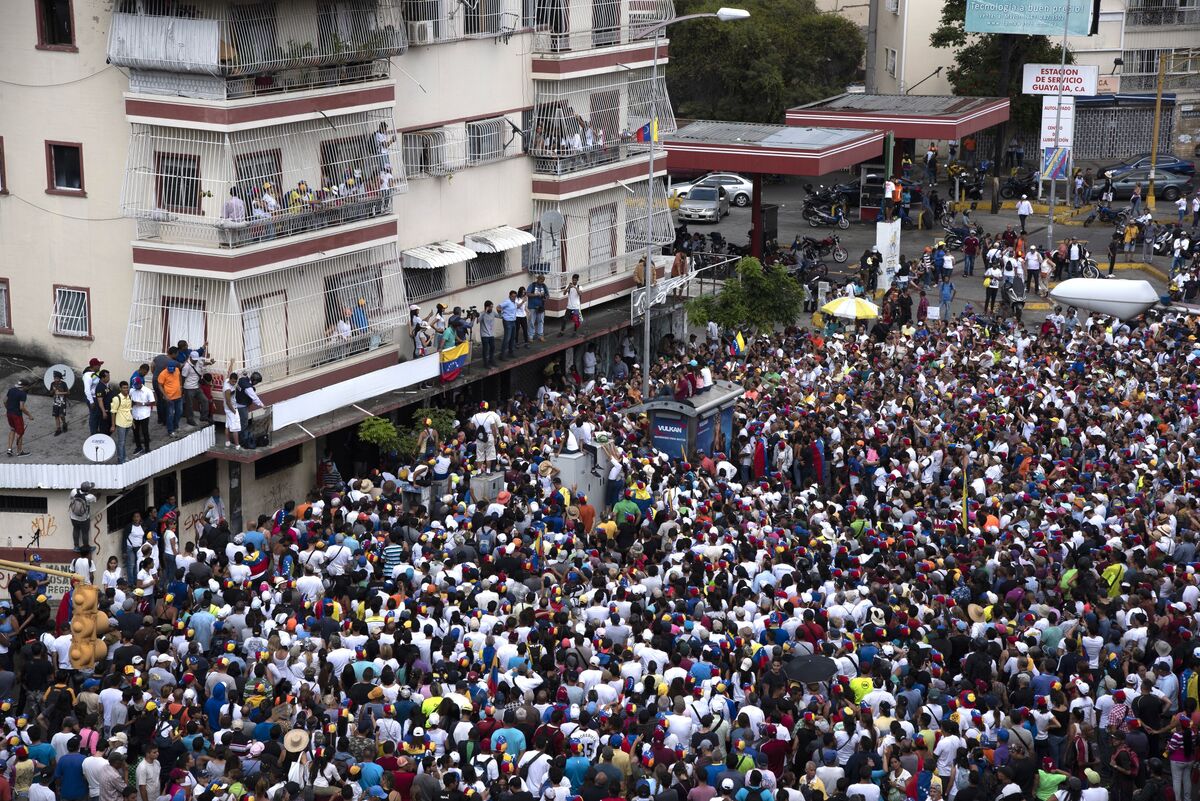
top-left (8, 297), bottom-right (1200, 801)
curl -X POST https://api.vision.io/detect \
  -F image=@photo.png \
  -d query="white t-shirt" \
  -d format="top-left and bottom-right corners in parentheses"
top-left (934, 733), bottom-right (961, 775)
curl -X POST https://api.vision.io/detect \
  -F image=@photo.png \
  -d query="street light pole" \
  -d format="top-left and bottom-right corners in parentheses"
top-left (1044, 0), bottom-right (1071, 253)
top-left (635, 7), bottom-right (749, 401)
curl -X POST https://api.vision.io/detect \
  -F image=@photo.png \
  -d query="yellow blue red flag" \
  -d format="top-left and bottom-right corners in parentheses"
top-left (440, 341), bottom-right (469, 383)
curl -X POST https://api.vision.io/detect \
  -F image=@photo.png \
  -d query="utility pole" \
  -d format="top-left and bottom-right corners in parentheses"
top-left (864, 0), bottom-right (879, 94)
top-left (1148, 52), bottom-right (1168, 211)
top-left (1044, 0), bottom-right (1071, 253)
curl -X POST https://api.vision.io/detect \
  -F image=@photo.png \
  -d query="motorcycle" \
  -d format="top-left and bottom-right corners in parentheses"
top-left (1082, 203), bottom-right (1129, 227)
top-left (1002, 275), bottom-right (1028, 322)
top-left (1000, 172), bottom-right (1039, 200)
top-left (793, 234), bottom-right (848, 263)
top-left (943, 225), bottom-right (984, 252)
top-left (803, 201), bottom-right (850, 229)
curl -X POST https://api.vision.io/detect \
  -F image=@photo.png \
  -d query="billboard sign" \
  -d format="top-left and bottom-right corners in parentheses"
top-left (1022, 64), bottom-right (1098, 96)
top-left (651, 415), bottom-right (688, 458)
top-left (966, 0), bottom-right (1093, 36)
top-left (1040, 95), bottom-right (1075, 149)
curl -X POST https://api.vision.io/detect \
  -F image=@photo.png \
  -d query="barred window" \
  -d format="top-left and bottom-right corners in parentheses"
top-left (403, 266), bottom-right (447, 301)
top-left (51, 286), bottom-right (90, 338)
top-left (467, 253), bottom-right (507, 286)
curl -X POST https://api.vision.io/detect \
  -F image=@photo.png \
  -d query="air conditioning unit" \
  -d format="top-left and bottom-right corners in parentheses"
top-left (408, 20), bottom-right (434, 44)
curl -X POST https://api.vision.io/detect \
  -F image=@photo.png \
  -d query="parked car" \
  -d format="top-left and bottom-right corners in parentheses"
top-left (677, 185), bottom-right (730, 222)
top-left (1101, 153), bottom-right (1195, 177)
top-left (1105, 168), bottom-right (1194, 201)
top-left (671, 173), bottom-right (754, 207)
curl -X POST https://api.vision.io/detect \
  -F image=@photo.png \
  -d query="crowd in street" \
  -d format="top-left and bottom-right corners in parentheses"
top-left (6, 294), bottom-right (1200, 801)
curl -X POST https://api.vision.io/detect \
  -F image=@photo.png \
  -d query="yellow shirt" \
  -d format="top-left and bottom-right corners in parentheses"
top-left (850, 676), bottom-right (874, 703)
top-left (110, 394), bottom-right (133, 428)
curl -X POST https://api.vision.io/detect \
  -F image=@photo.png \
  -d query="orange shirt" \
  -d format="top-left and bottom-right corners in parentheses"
top-left (157, 367), bottom-right (182, 400)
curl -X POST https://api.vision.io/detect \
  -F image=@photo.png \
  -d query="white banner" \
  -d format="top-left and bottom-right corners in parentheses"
top-left (1040, 95), bottom-right (1075, 149)
top-left (875, 219), bottom-right (901, 292)
top-left (1022, 63), bottom-right (1098, 96)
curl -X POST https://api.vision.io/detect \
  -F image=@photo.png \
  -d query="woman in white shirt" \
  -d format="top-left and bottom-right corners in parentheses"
top-left (102, 556), bottom-right (123, 590)
top-left (515, 287), bottom-right (530, 348)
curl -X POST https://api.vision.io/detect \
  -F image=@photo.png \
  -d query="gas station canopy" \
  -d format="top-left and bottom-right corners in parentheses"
top-left (786, 94), bottom-right (1010, 140)
top-left (664, 120), bottom-right (885, 176)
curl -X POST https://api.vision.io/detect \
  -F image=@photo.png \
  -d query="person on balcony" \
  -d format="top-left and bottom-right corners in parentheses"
top-left (375, 122), bottom-right (396, 174)
top-left (260, 182), bottom-right (279, 213)
top-left (250, 199), bottom-right (274, 241)
top-left (527, 274), bottom-right (548, 342)
top-left (327, 307), bottom-right (353, 360)
top-left (222, 187), bottom-right (246, 223)
top-left (558, 273), bottom-right (583, 337)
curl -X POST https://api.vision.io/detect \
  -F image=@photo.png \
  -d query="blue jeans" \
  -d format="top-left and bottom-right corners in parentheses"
top-left (530, 308), bottom-right (545, 338)
top-left (481, 335), bottom-right (496, 366)
top-left (115, 425), bottom-right (129, 463)
top-left (964, 254), bottom-right (975, 275)
top-left (165, 398), bottom-right (183, 434)
top-left (501, 320), bottom-right (516, 356)
top-left (88, 404), bottom-right (104, 435)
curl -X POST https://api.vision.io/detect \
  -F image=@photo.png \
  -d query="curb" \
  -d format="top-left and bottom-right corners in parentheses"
top-left (1113, 261), bottom-right (1169, 282)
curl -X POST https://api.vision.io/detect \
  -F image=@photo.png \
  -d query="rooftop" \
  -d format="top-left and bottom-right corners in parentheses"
top-left (669, 120), bottom-right (876, 150)
top-left (790, 94), bottom-right (1008, 117)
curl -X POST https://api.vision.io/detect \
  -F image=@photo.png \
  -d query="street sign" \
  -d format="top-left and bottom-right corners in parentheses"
top-left (1022, 64), bottom-right (1098, 96)
top-left (631, 275), bottom-right (690, 320)
top-left (1039, 95), bottom-right (1075, 149)
top-left (875, 219), bottom-right (901, 292)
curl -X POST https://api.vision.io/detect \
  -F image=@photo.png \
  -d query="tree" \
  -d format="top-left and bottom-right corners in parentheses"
top-left (686, 257), bottom-right (804, 334)
top-left (930, 1), bottom-right (1072, 144)
top-left (667, 0), bottom-right (864, 124)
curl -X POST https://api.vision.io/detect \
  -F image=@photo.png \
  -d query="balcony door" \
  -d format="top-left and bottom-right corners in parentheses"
top-left (588, 203), bottom-right (617, 269)
top-left (242, 291), bottom-right (287, 371)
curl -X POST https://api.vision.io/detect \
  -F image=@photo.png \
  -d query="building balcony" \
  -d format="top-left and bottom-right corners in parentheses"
top-left (1126, 4), bottom-right (1200, 27)
top-left (107, 0), bottom-right (407, 78)
top-left (400, 0), bottom-right (525, 44)
top-left (524, 179), bottom-right (672, 304)
top-left (402, 115), bottom-right (525, 178)
top-left (532, 0), bottom-right (673, 55)
top-left (121, 109), bottom-right (406, 251)
top-left (125, 59), bottom-right (394, 103)
top-left (124, 243), bottom-right (408, 383)
top-left (530, 67), bottom-right (674, 175)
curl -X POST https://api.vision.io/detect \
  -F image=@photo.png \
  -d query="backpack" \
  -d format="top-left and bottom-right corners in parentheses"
top-left (235, 383), bottom-right (252, 406)
top-left (69, 492), bottom-right (90, 519)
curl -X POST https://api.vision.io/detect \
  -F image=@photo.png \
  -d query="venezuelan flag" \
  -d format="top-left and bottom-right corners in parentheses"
top-left (734, 331), bottom-right (746, 355)
top-left (440, 341), bottom-right (470, 383)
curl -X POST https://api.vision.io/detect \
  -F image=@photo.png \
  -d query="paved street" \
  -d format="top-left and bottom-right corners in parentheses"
top-left (672, 173), bottom-right (1170, 323)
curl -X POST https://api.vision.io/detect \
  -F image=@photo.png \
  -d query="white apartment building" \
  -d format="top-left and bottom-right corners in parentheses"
top-left (867, 0), bottom-right (954, 96)
top-left (0, 0), bottom-right (675, 568)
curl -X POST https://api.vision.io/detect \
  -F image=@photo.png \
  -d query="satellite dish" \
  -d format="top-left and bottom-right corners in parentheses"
top-left (539, 210), bottom-right (565, 239)
top-left (83, 434), bottom-right (116, 463)
top-left (44, 364), bottom-right (76, 392)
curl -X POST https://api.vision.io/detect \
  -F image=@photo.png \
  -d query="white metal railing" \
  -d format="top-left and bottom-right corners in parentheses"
top-left (1126, 1), bottom-right (1200, 26)
top-left (532, 0), bottom-right (674, 53)
top-left (531, 68), bottom-right (674, 175)
top-left (402, 0), bottom-right (522, 44)
top-left (107, 0), bottom-right (407, 76)
top-left (127, 59), bottom-right (392, 101)
top-left (122, 110), bottom-right (406, 248)
top-left (124, 244), bottom-right (407, 381)
top-left (403, 116), bottom-right (522, 178)
top-left (525, 180), bottom-right (671, 290)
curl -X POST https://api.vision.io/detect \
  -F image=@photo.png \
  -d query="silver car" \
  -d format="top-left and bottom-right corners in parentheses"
top-left (673, 172), bottom-right (754, 207)
top-left (677, 185), bottom-right (730, 222)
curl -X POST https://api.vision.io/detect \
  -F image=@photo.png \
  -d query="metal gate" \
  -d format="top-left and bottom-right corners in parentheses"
top-left (975, 103), bottom-right (1175, 162)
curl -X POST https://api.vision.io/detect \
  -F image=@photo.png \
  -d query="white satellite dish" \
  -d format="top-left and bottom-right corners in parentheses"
top-left (44, 364), bottom-right (76, 392)
top-left (539, 210), bottom-right (565, 240)
top-left (83, 434), bottom-right (116, 463)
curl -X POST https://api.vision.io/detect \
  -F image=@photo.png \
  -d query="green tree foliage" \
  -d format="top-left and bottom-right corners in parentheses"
top-left (357, 416), bottom-right (400, 452)
top-left (929, 0), bottom-right (1072, 132)
top-left (686, 257), bottom-right (804, 333)
top-left (394, 407), bottom-right (458, 459)
top-left (667, 0), bottom-right (864, 123)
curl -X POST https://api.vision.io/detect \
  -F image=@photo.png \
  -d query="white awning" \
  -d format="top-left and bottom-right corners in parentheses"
top-left (402, 241), bottom-right (477, 270)
top-left (465, 225), bottom-right (537, 253)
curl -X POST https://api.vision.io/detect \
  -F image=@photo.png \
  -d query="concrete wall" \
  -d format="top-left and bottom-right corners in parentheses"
top-left (0, 0), bottom-right (137, 369)
top-left (871, 0), bottom-right (954, 97)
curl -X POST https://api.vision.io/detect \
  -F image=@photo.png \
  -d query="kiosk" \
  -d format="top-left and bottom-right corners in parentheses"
top-left (625, 380), bottom-right (744, 459)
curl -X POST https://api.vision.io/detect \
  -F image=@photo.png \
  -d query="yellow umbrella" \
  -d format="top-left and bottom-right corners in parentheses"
top-left (820, 296), bottom-right (879, 320)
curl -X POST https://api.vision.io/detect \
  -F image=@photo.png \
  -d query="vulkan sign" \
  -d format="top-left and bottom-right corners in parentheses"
top-left (1022, 64), bottom-right (1099, 96)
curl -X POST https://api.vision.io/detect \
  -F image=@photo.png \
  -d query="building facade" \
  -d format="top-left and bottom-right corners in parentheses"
top-left (0, 0), bottom-right (677, 570)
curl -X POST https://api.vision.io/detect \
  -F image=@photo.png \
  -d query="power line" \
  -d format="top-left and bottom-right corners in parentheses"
top-left (6, 194), bottom-right (127, 222)
top-left (0, 65), bottom-right (115, 86)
